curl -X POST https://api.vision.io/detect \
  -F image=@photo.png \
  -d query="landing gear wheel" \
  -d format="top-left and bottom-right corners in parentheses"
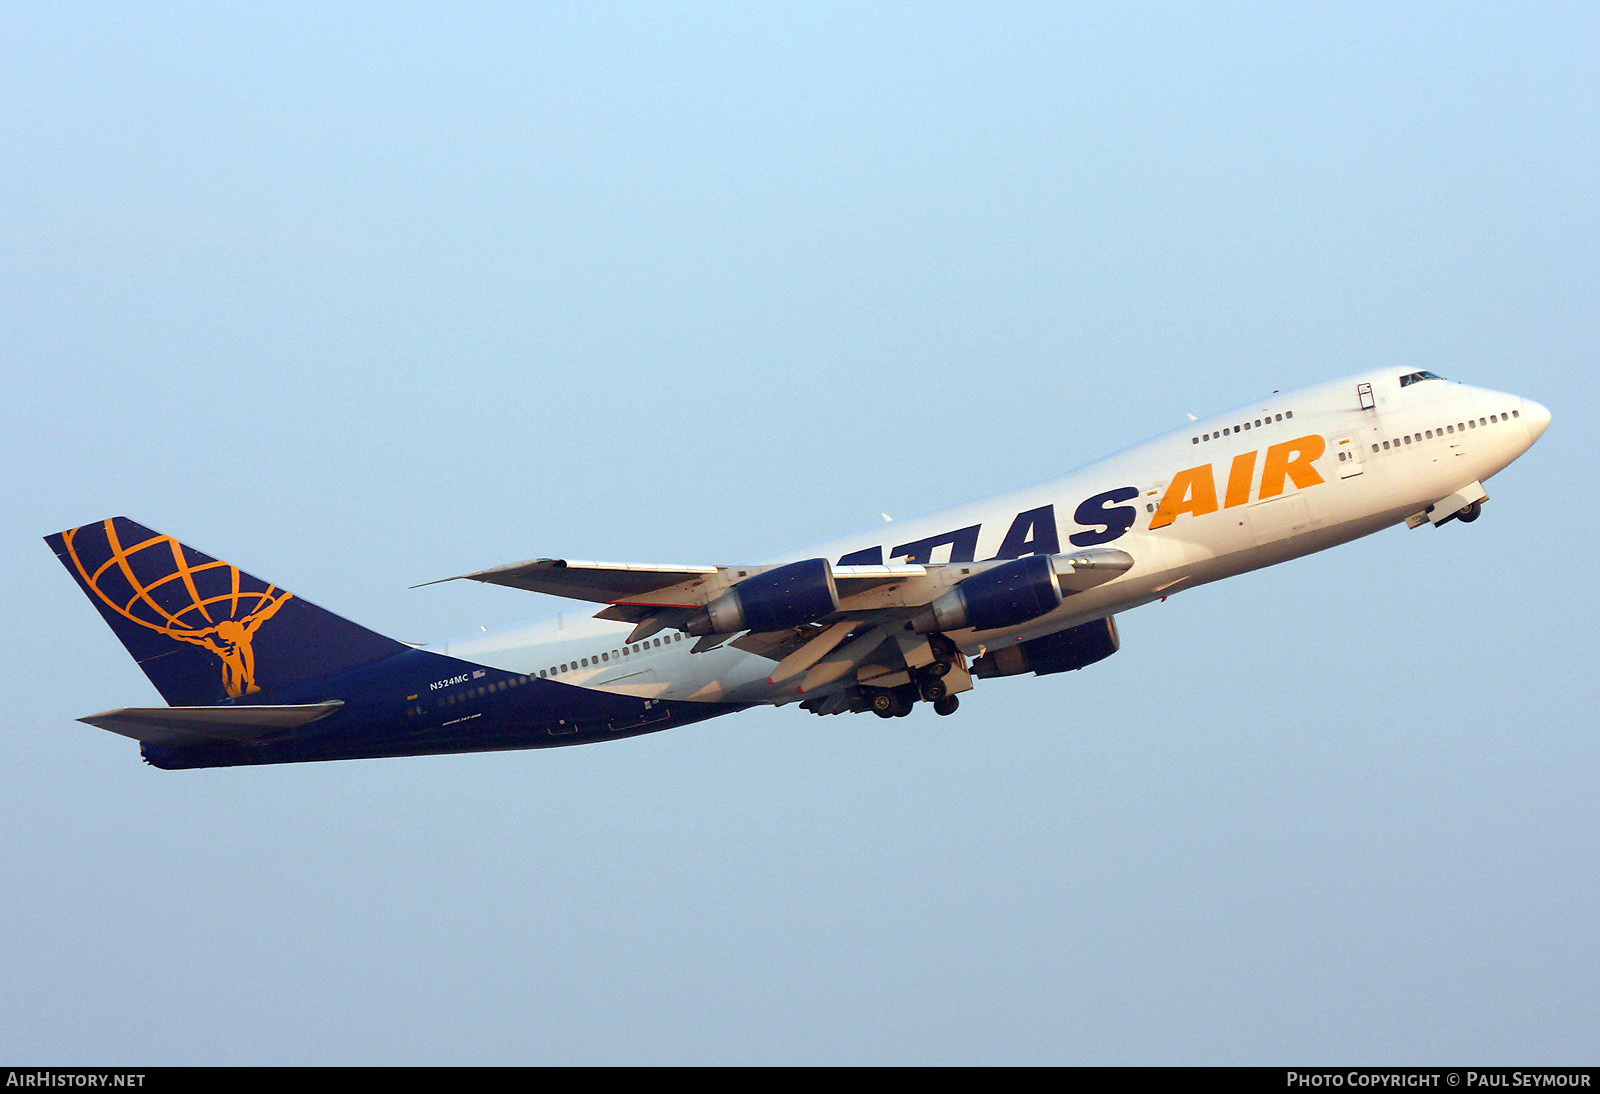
top-left (870, 691), bottom-right (898, 717)
top-left (933, 694), bottom-right (960, 717)
top-left (920, 679), bottom-right (948, 703)
top-left (1458, 500), bottom-right (1481, 523)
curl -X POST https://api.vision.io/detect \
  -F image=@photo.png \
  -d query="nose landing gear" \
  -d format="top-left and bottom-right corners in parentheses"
top-left (1410, 481), bottom-right (1489, 528)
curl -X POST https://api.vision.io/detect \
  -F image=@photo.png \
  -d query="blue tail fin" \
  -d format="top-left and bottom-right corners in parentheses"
top-left (46, 517), bottom-right (408, 706)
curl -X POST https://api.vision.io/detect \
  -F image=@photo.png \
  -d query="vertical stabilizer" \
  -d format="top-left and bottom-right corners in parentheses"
top-left (46, 517), bottom-right (408, 706)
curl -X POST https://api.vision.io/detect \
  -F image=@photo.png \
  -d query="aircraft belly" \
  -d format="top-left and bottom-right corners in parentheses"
top-left (144, 678), bottom-right (742, 767)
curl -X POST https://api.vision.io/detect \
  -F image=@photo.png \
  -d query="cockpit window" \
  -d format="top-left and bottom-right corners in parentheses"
top-left (1399, 371), bottom-right (1445, 387)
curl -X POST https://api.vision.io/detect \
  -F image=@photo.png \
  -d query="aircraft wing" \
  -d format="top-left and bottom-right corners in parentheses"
top-left (429, 551), bottom-right (1134, 665)
top-left (435, 558), bottom-right (724, 606)
top-left (430, 557), bottom-right (923, 607)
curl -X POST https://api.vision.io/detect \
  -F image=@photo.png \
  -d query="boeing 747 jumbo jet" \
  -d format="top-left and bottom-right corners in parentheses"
top-left (47, 369), bottom-right (1549, 769)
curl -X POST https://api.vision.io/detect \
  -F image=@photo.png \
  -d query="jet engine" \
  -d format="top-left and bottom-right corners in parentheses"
top-left (685, 557), bottom-right (839, 636)
top-left (909, 554), bottom-right (1063, 634)
top-left (971, 616), bottom-right (1120, 678)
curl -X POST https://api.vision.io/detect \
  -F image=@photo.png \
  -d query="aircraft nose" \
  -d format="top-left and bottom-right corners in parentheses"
top-left (1522, 398), bottom-right (1551, 444)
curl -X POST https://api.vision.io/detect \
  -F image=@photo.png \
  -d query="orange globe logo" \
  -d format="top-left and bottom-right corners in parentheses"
top-left (61, 519), bottom-right (293, 698)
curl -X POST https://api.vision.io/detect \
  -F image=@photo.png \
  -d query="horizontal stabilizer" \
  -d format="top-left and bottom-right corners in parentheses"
top-left (78, 701), bottom-right (344, 748)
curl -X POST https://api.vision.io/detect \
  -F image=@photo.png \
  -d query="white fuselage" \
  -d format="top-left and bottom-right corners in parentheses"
top-left (427, 369), bottom-right (1550, 709)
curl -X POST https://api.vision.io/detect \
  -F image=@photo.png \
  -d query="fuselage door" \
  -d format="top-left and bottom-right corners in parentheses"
top-left (1332, 434), bottom-right (1365, 479)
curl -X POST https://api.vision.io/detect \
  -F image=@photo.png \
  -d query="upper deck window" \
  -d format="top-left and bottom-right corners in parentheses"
top-left (1399, 371), bottom-right (1445, 388)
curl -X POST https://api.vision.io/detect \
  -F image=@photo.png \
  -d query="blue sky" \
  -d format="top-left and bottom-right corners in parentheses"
top-left (2, 3), bottom-right (1596, 1064)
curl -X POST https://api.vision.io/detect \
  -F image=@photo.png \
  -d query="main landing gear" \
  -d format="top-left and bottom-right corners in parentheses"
top-left (864, 685), bottom-right (961, 718)
top-left (861, 659), bottom-right (964, 719)
top-left (804, 633), bottom-right (971, 720)
top-left (869, 689), bottom-right (911, 718)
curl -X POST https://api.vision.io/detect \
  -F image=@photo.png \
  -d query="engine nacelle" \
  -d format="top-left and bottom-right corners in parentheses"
top-left (686, 557), bottom-right (839, 636)
top-left (912, 554), bottom-right (1063, 634)
top-left (971, 616), bottom-right (1120, 678)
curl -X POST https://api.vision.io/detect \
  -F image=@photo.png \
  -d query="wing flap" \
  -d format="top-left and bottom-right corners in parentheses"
top-left (78, 701), bottom-right (345, 748)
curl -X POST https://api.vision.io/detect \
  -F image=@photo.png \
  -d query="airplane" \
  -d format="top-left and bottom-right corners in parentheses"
top-left (45, 367), bottom-right (1549, 769)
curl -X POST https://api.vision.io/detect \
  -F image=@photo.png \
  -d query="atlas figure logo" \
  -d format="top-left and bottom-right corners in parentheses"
top-left (60, 518), bottom-right (293, 697)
